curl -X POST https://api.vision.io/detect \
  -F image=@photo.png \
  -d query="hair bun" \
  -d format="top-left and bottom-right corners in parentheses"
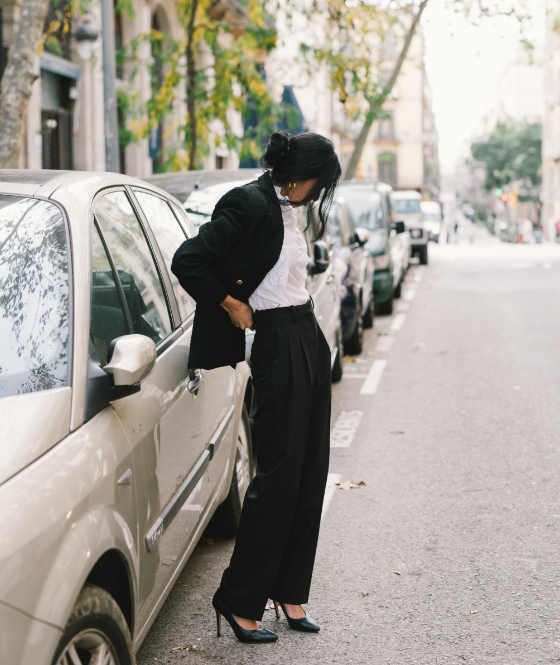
top-left (261, 130), bottom-right (290, 169)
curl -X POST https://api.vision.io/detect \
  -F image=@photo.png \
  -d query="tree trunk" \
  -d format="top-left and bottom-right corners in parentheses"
top-left (186, 0), bottom-right (199, 170)
top-left (344, 0), bottom-right (429, 181)
top-left (0, 0), bottom-right (51, 168)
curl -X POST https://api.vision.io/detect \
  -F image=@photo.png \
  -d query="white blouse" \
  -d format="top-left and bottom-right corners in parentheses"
top-left (248, 185), bottom-right (310, 312)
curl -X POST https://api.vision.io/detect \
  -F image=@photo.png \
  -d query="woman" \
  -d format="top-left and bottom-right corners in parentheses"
top-left (171, 130), bottom-right (341, 644)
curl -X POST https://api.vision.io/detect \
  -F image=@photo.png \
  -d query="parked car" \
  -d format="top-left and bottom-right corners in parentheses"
top-left (149, 169), bottom-right (345, 383)
top-left (421, 200), bottom-right (443, 242)
top-left (339, 182), bottom-right (409, 315)
top-left (0, 170), bottom-right (255, 665)
top-left (392, 189), bottom-right (429, 264)
top-left (325, 197), bottom-right (374, 355)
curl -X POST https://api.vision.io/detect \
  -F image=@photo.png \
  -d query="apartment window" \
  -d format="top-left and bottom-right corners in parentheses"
top-left (378, 152), bottom-right (397, 186)
top-left (378, 111), bottom-right (394, 140)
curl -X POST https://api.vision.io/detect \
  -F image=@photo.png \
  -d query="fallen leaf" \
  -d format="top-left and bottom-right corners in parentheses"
top-left (264, 599), bottom-right (275, 610)
top-left (343, 355), bottom-right (354, 362)
top-left (200, 538), bottom-right (214, 545)
top-left (334, 540), bottom-right (341, 544)
top-left (170, 645), bottom-right (198, 652)
top-left (470, 610), bottom-right (479, 614)
top-left (336, 480), bottom-right (365, 490)
top-left (361, 591), bottom-right (370, 596)
top-left (393, 571), bottom-right (401, 576)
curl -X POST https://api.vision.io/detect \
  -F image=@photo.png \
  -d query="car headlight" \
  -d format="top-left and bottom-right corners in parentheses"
top-left (373, 254), bottom-right (390, 270)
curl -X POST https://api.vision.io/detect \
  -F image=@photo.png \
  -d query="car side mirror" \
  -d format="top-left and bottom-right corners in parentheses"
top-left (105, 334), bottom-right (157, 386)
top-left (308, 240), bottom-right (330, 275)
top-left (352, 227), bottom-right (369, 246)
top-left (392, 220), bottom-right (406, 234)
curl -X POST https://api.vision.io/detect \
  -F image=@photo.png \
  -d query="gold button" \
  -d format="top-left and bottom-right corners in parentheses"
top-left (236, 279), bottom-right (243, 285)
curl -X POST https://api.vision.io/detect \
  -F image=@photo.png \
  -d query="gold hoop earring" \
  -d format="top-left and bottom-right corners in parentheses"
top-left (288, 181), bottom-right (296, 192)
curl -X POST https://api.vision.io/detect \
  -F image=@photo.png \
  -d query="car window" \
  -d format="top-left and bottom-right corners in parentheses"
top-left (95, 191), bottom-right (172, 345)
top-left (90, 224), bottom-right (130, 365)
top-left (341, 190), bottom-right (384, 230)
top-left (329, 204), bottom-right (351, 248)
top-left (134, 190), bottom-right (196, 322)
top-left (393, 198), bottom-right (421, 214)
top-left (0, 196), bottom-right (70, 397)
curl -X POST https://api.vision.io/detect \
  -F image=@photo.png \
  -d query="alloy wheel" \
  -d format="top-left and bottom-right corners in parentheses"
top-left (235, 423), bottom-right (251, 499)
top-left (56, 629), bottom-right (117, 665)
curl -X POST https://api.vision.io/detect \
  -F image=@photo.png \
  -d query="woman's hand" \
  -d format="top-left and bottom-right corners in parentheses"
top-left (221, 295), bottom-right (254, 330)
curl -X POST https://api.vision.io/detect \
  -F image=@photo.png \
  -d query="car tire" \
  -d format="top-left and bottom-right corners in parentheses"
top-left (52, 584), bottom-right (134, 665)
top-left (362, 296), bottom-right (375, 329)
top-left (213, 405), bottom-right (254, 536)
top-left (376, 292), bottom-right (393, 315)
top-left (331, 324), bottom-right (344, 383)
top-left (419, 245), bottom-right (429, 265)
top-left (394, 278), bottom-right (402, 299)
top-left (344, 312), bottom-right (363, 355)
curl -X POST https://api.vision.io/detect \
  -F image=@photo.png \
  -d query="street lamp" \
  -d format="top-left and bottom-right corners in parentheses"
top-left (74, 12), bottom-right (98, 62)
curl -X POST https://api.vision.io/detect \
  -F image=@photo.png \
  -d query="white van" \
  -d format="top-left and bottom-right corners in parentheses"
top-left (392, 190), bottom-right (428, 264)
top-left (420, 200), bottom-right (443, 243)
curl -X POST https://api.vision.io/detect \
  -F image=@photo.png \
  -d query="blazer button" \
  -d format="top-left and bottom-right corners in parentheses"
top-left (236, 279), bottom-right (243, 285)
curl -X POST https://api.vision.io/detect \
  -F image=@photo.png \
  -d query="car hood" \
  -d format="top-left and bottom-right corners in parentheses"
top-left (365, 229), bottom-right (388, 256)
top-left (0, 388), bottom-right (71, 486)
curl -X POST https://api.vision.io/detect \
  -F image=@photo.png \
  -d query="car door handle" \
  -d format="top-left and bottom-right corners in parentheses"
top-left (326, 274), bottom-right (334, 284)
top-left (188, 369), bottom-right (203, 394)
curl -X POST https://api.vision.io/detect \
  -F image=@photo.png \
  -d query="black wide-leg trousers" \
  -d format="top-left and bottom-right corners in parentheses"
top-left (220, 300), bottom-right (331, 620)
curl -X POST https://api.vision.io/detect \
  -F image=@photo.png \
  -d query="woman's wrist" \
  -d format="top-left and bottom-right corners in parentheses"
top-left (221, 295), bottom-right (240, 313)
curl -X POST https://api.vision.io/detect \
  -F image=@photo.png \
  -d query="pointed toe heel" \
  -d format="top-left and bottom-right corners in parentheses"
top-left (212, 589), bottom-right (278, 644)
top-left (273, 601), bottom-right (320, 633)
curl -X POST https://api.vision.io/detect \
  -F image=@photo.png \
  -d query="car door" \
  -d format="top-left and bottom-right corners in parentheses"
top-left (93, 189), bottom-right (207, 629)
top-left (340, 201), bottom-right (373, 317)
top-left (132, 189), bottom-right (235, 510)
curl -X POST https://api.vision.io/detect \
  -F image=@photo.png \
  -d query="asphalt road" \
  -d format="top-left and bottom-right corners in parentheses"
top-left (137, 222), bottom-right (560, 664)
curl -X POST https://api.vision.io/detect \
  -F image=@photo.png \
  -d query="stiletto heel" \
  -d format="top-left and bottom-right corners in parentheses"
top-left (212, 588), bottom-right (278, 644)
top-left (272, 601), bottom-right (320, 633)
top-left (216, 610), bottom-right (222, 637)
top-left (273, 600), bottom-right (280, 619)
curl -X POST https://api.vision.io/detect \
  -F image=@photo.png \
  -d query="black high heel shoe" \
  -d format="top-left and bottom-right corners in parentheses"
top-left (212, 589), bottom-right (278, 643)
top-left (273, 601), bottom-right (320, 633)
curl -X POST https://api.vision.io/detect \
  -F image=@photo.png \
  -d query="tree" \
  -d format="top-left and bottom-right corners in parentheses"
top-left (0, 0), bottom-right (52, 167)
top-left (119, 0), bottom-right (284, 170)
top-left (471, 119), bottom-right (542, 192)
top-left (299, 0), bottom-right (533, 180)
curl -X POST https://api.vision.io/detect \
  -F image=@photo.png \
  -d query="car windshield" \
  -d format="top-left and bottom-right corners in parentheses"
top-left (340, 190), bottom-right (384, 230)
top-left (0, 196), bottom-right (70, 398)
top-left (185, 179), bottom-right (255, 227)
top-left (394, 198), bottom-right (421, 214)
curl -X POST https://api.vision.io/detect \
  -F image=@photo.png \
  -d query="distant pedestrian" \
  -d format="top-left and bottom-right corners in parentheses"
top-left (172, 130), bottom-right (341, 644)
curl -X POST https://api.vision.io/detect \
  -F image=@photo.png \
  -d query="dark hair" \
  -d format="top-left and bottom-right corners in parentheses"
top-left (261, 130), bottom-right (341, 240)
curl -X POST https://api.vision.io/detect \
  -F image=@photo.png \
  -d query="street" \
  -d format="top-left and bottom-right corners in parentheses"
top-left (136, 223), bottom-right (560, 664)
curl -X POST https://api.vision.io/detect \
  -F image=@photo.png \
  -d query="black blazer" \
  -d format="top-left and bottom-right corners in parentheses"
top-left (171, 173), bottom-right (284, 370)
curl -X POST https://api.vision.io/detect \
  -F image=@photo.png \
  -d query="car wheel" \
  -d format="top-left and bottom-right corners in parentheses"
top-left (376, 292), bottom-right (393, 315)
top-left (344, 312), bottom-right (363, 355)
top-left (331, 324), bottom-right (344, 383)
top-left (393, 278), bottom-right (402, 299)
top-left (52, 584), bottom-right (134, 665)
top-left (419, 245), bottom-right (428, 265)
top-left (362, 296), bottom-right (375, 329)
top-left (213, 405), bottom-right (254, 536)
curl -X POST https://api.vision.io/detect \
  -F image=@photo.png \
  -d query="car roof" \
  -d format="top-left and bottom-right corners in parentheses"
top-left (143, 168), bottom-right (263, 202)
top-left (392, 190), bottom-right (421, 199)
top-left (338, 180), bottom-right (392, 193)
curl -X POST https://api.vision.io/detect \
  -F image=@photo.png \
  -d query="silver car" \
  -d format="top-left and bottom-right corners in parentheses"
top-left (0, 170), bottom-right (253, 664)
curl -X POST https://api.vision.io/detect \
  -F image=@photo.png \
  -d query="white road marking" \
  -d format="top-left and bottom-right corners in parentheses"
top-left (360, 359), bottom-right (388, 395)
top-left (376, 334), bottom-right (395, 352)
top-left (342, 373), bottom-right (369, 379)
top-left (404, 287), bottom-right (417, 302)
top-left (322, 473), bottom-right (342, 520)
top-left (330, 410), bottom-right (363, 447)
top-left (390, 313), bottom-right (407, 332)
top-left (413, 271), bottom-right (423, 283)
